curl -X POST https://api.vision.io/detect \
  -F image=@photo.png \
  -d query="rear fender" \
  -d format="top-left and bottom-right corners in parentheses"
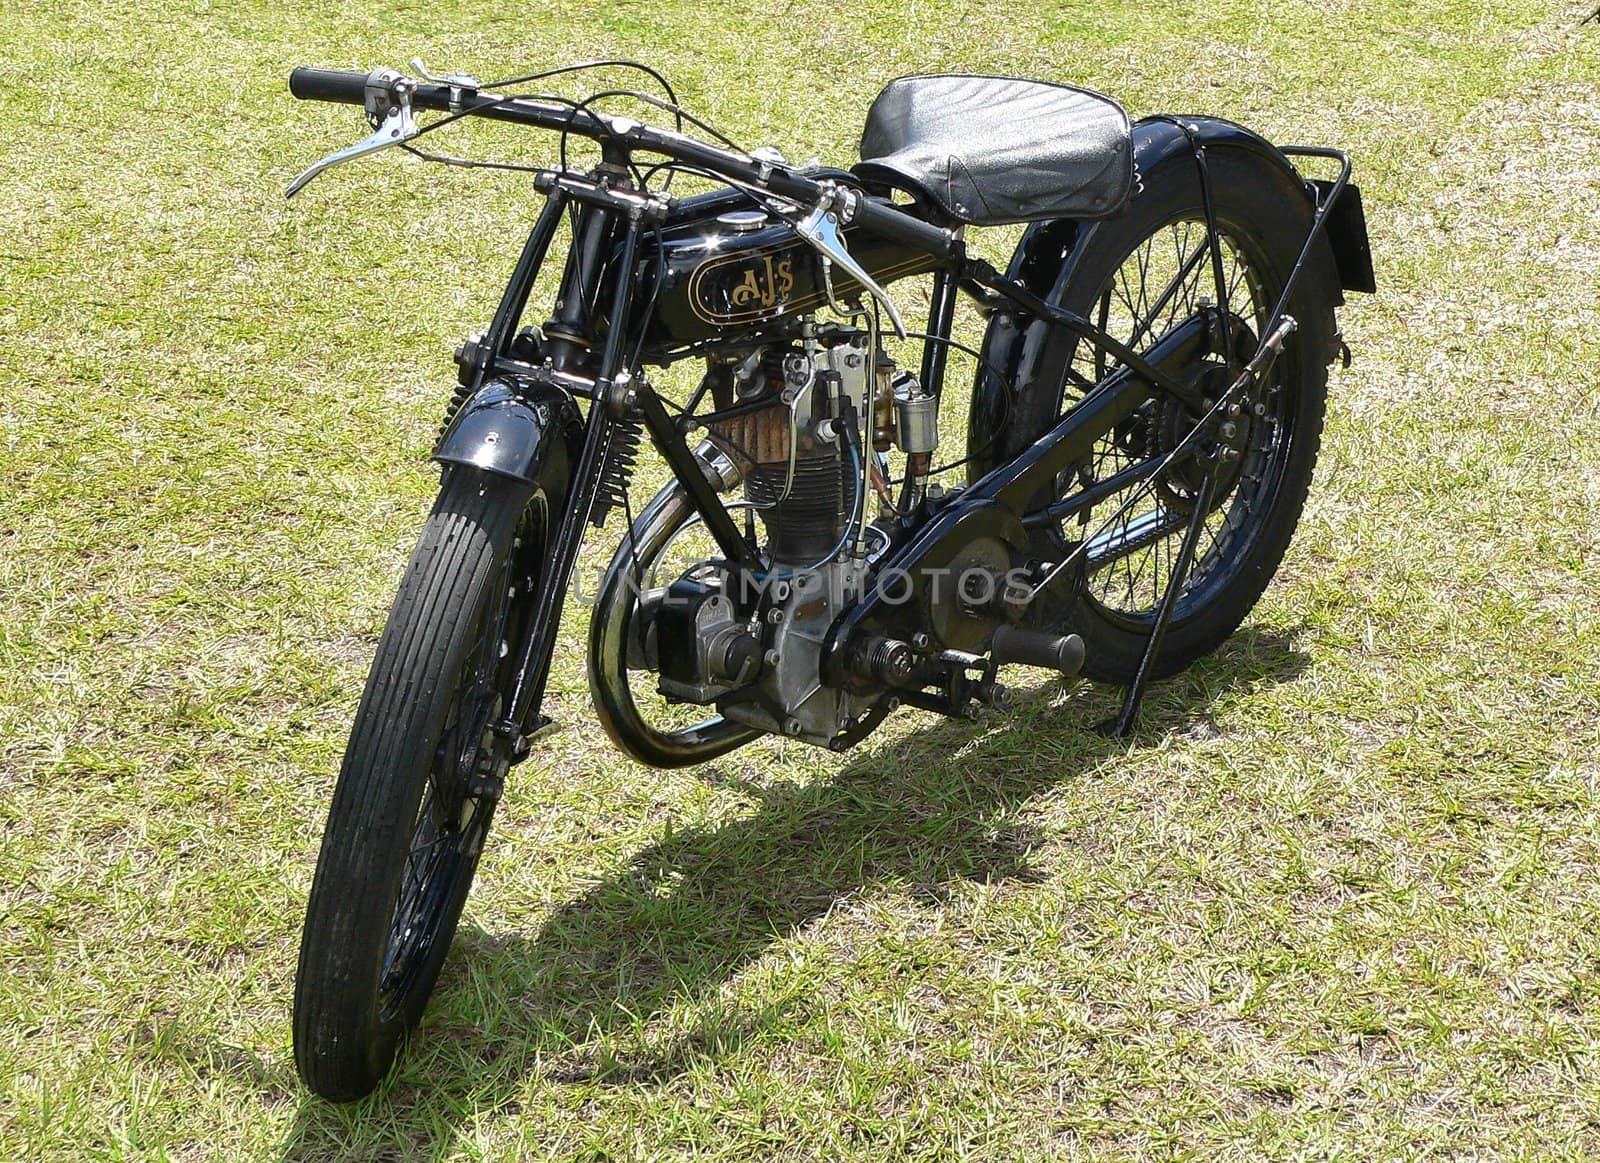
top-left (968, 115), bottom-right (1367, 477)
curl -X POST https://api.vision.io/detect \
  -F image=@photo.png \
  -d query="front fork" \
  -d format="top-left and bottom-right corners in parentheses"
top-left (495, 249), bottom-right (638, 752)
top-left (449, 185), bottom-right (751, 768)
top-left (432, 190), bottom-right (624, 772)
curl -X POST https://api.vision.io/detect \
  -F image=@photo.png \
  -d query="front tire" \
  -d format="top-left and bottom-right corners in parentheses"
top-left (293, 467), bottom-right (546, 1102)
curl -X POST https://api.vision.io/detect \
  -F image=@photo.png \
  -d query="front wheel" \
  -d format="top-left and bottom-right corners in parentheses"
top-left (293, 467), bottom-right (547, 1102)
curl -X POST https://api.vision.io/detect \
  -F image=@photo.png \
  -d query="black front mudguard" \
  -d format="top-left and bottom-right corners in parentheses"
top-left (968, 115), bottom-right (1372, 477)
top-left (432, 378), bottom-right (583, 503)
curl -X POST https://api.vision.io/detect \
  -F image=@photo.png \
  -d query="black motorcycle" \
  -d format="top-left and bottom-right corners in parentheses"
top-left (282, 61), bottom-right (1373, 1101)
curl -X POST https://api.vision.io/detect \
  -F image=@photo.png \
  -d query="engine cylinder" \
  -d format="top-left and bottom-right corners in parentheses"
top-left (711, 401), bottom-right (850, 562)
top-left (745, 454), bottom-right (851, 561)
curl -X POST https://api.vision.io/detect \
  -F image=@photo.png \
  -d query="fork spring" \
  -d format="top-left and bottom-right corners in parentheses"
top-left (590, 412), bottom-right (644, 528)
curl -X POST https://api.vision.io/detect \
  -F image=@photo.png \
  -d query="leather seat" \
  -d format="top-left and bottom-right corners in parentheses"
top-left (855, 74), bottom-right (1134, 226)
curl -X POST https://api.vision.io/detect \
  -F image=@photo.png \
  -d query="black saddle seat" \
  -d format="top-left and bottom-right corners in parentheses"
top-left (855, 74), bottom-right (1134, 226)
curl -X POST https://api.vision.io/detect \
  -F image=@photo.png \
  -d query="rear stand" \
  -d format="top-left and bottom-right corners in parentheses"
top-left (1098, 452), bottom-right (1219, 739)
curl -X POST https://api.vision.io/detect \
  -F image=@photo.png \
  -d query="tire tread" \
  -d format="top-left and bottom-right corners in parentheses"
top-left (293, 471), bottom-right (523, 1102)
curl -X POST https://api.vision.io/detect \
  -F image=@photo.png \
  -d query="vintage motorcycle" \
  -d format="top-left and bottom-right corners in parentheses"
top-left (282, 60), bottom-right (1373, 1100)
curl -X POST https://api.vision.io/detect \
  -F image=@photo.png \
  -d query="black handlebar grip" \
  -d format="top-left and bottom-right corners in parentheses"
top-left (852, 196), bottom-right (960, 261)
top-left (288, 67), bottom-right (370, 105)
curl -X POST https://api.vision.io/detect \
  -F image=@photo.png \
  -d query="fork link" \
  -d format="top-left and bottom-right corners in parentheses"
top-left (467, 716), bottom-right (550, 802)
top-left (466, 732), bottom-right (512, 804)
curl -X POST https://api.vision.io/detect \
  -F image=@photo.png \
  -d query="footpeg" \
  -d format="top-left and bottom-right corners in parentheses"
top-left (989, 626), bottom-right (1085, 676)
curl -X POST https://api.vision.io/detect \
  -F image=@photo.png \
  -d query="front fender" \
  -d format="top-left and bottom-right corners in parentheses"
top-left (432, 378), bottom-right (582, 500)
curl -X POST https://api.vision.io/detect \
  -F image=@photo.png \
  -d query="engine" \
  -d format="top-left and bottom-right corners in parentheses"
top-left (714, 329), bottom-right (871, 559)
top-left (646, 322), bottom-right (936, 747)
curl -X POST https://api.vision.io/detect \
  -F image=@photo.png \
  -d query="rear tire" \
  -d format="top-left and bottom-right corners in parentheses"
top-left (997, 149), bottom-right (1338, 683)
top-left (293, 467), bottom-right (545, 1102)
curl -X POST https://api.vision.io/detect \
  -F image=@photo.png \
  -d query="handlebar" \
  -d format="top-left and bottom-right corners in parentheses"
top-left (287, 66), bottom-right (960, 264)
top-left (849, 194), bottom-right (960, 259)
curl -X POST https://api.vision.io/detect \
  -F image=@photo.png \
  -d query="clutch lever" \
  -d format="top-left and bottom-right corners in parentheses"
top-left (790, 191), bottom-right (907, 338)
top-left (286, 78), bottom-right (420, 198)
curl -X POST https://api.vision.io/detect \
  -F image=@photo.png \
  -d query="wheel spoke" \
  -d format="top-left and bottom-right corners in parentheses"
top-left (1122, 235), bottom-right (1211, 355)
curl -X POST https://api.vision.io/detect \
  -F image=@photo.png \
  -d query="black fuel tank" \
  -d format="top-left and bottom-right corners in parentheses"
top-left (639, 186), bottom-right (940, 351)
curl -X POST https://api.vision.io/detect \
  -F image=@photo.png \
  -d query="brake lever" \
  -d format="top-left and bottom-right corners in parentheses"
top-left (790, 195), bottom-right (907, 338)
top-left (285, 89), bottom-right (420, 199)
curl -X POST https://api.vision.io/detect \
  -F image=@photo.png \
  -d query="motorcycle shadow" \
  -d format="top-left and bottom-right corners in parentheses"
top-left (276, 626), bottom-right (1307, 1155)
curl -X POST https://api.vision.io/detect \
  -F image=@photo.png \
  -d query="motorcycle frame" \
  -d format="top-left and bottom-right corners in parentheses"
top-left (415, 96), bottom-right (1355, 753)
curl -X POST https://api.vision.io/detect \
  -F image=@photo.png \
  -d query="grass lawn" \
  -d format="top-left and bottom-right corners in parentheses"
top-left (4, 0), bottom-right (1600, 1157)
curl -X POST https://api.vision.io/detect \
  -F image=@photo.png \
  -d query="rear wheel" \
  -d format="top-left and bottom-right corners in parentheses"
top-left (293, 467), bottom-right (546, 1102)
top-left (1002, 150), bottom-right (1337, 682)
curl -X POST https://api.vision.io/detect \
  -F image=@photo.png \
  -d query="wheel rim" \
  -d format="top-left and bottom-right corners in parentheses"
top-left (1059, 213), bottom-right (1297, 628)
